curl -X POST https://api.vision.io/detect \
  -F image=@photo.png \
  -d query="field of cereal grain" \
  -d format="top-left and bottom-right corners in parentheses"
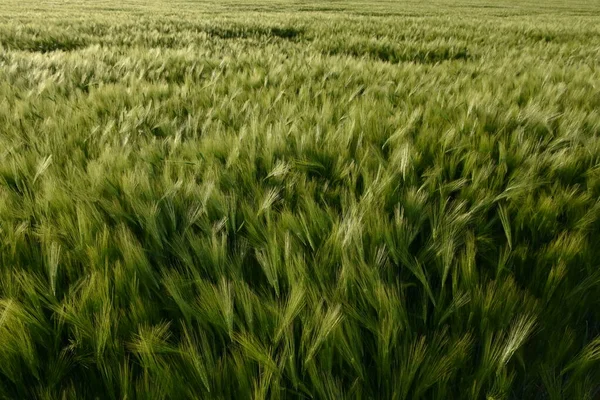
top-left (1, 0), bottom-right (599, 398)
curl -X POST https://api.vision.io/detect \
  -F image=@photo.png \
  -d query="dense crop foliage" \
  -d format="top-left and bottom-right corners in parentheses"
top-left (1, 0), bottom-right (599, 398)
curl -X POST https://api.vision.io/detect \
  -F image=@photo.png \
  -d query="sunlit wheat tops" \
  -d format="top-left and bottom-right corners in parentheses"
top-left (0, 0), bottom-right (599, 398)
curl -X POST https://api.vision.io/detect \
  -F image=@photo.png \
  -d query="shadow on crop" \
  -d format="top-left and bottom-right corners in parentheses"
top-left (321, 41), bottom-right (472, 64)
top-left (1, 35), bottom-right (87, 53)
top-left (205, 25), bottom-right (305, 40)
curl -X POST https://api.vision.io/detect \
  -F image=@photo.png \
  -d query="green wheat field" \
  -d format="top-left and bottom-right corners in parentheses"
top-left (1, 0), bottom-right (599, 398)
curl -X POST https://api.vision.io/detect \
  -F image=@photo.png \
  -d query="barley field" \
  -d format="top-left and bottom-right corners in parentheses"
top-left (0, 0), bottom-right (599, 398)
